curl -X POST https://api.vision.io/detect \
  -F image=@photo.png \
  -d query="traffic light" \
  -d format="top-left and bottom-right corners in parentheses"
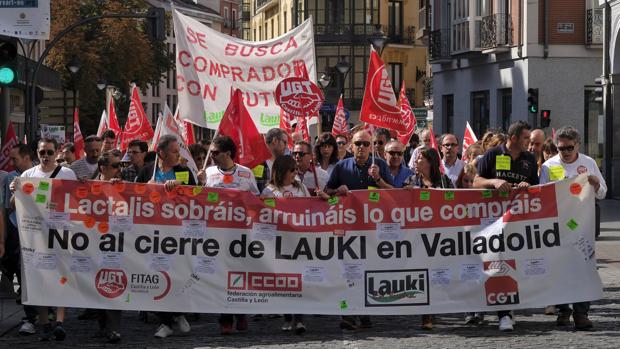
top-left (540, 110), bottom-right (551, 128)
top-left (147, 7), bottom-right (166, 41)
top-left (594, 77), bottom-right (604, 103)
top-left (0, 38), bottom-right (18, 86)
top-left (527, 88), bottom-right (538, 114)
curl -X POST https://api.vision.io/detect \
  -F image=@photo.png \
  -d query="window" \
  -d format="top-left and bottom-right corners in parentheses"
top-left (584, 88), bottom-right (604, 164)
top-left (232, 9), bottom-right (237, 29)
top-left (271, 18), bottom-right (275, 37)
top-left (284, 11), bottom-right (287, 32)
top-left (387, 63), bottom-right (403, 93)
top-left (259, 26), bottom-right (262, 40)
top-left (388, 1), bottom-right (403, 42)
top-left (224, 7), bottom-right (229, 27)
top-left (499, 88), bottom-right (512, 131)
top-left (152, 84), bottom-right (160, 97)
top-left (443, 94), bottom-right (454, 133)
top-left (152, 103), bottom-right (161, 124)
top-left (471, 90), bottom-right (490, 136)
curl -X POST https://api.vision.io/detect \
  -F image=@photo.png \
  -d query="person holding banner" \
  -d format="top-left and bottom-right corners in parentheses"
top-left (474, 121), bottom-right (539, 332)
top-left (325, 129), bottom-right (394, 198)
top-left (93, 150), bottom-right (124, 343)
top-left (439, 134), bottom-right (464, 187)
top-left (121, 140), bottom-right (148, 182)
top-left (11, 138), bottom-right (77, 341)
top-left (540, 126), bottom-right (606, 330)
top-left (384, 140), bottom-right (413, 188)
top-left (293, 141), bottom-right (329, 195)
top-left (314, 133), bottom-right (339, 176)
top-left (70, 135), bottom-right (102, 180)
top-left (205, 135), bottom-right (259, 334)
top-left (135, 134), bottom-right (194, 338)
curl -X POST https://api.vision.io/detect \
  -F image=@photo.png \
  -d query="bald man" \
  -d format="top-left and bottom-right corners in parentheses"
top-left (529, 129), bottom-right (545, 157)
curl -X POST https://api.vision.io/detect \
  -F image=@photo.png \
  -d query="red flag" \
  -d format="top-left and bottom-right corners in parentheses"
top-left (396, 82), bottom-right (416, 145)
top-left (184, 121), bottom-right (196, 145)
top-left (279, 108), bottom-right (294, 150)
top-left (73, 107), bottom-right (84, 160)
top-left (360, 47), bottom-right (407, 133)
top-left (120, 85), bottom-right (154, 150)
top-left (108, 98), bottom-right (122, 137)
top-left (0, 123), bottom-right (18, 172)
top-left (293, 63), bottom-right (320, 125)
top-left (296, 116), bottom-right (310, 143)
top-left (428, 127), bottom-right (445, 174)
top-left (461, 121), bottom-right (478, 161)
top-left (218, 89), bottom-right (271, 169)
top-left (96, 110), bottom-right (107, 137)
top-left (331, 95), bottom-right (349, 137)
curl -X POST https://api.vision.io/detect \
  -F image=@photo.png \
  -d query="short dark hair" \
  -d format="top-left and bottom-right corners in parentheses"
top-left (156, 135), bottom-right (178, 152)
top-left (128, 140), bottom-right (148, 153)
top-left (507, 120), bottom-right (531, 138)
top-left (375, 128), bottom-right (391, 139)
top-left (189, 143), bottom-right (207, 158)
top-left (265, 128), bottom-right (286, 144)
top-left (98, 149), bottom-right (122, 168)
top-left (294, 140), bottom-right (312, 154)
top-left (102, 130), bottom-right (116, 140)
top-left (38, 137), bottom-right (59, 150)
top-left (212, 135), bottom-right (236, 159)
top-left (12, 143), bottom-right (33, 159)
top-left (314, 132), bottom-right (339, 165)
top-left (62, 142), bottom-right (75, 153)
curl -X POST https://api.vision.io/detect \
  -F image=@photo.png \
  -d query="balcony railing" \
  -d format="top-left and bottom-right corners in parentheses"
top-left (586, 8), bottom-right (604, 46)
top-left (387, 26), bottom-right (416, 45)
top-left (480, 13), bottom-right (513, 49)
top-left (429, 29), bottom-right (450, 61)
top-left (255, 0), bottom-right (276, 12)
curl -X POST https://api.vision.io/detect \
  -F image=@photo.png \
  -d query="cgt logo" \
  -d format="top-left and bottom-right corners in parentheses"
top-left (95, 269), bottom-right (127, 299)
top-left (227, 271), bottom-right (302, 292)
top-left (484, 260), bottom-right (520, 306)
top-left (365, 269), bottom-right (429, 307)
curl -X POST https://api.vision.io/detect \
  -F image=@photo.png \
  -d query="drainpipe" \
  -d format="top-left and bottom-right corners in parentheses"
top-left (543, 0), bottom-right (549, 58)
top-left (518, 0), bottom-right (523, 58)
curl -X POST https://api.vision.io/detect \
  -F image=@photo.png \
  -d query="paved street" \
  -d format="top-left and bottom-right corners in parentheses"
top-left (0, 200), bottom-right (619, 348)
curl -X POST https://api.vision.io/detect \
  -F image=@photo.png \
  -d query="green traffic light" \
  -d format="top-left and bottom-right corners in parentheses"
top-left (529, 105), bottom-right (538, 113)
top-left (0, 66), bottom-right (16, 85)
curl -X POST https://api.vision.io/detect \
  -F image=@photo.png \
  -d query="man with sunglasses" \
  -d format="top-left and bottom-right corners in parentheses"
top-left (71, 135), bottom-right (102, 180)
top-left (293, 141), bottom-right (328, 194)
top-left (539, 126), bottom-right (605, 331)
top-left (335, 135), bottom-right (352, 160)
top-left (440, 133), bottom-right (464, 186)
top-left (11, 138), bottom-right (76, 341)
top-left (373, 128), bottom-right (390, 160)
top-left (385, 140), bottom-right (413, 188)
top-left (121, 140), bottom-right (148, 182)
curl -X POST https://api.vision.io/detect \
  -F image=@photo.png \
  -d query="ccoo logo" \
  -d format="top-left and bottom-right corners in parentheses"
top-left (95, 269), bottom-right (127, 299)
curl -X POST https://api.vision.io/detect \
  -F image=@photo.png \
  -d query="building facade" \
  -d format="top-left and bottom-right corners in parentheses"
top-left (246, 0), bottom-right (429, 130)
top-left (428, 0), bottom-right (604, 163)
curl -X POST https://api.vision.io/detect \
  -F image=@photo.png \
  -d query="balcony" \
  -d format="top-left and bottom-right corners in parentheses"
top-left (586, 8), bottom-right (604, 47)
top-left (480, 13), bottom-right (513, 53)
top-left (387, 26), bottom-right (417, 45)
top-left (255, 0), bottom-right (277, 13)
top-left (429, 29), bottom-right (451, 63)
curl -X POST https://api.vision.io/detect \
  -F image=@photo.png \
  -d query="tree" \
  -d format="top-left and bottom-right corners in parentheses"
top-left (46, 0), bottom-right (173, 134)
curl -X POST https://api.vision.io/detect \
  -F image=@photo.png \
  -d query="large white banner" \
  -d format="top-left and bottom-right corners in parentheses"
top-left (0, 0), bottom-right (50, 40)
top-left (16, 175), bottom-right (602, 314)
top-left (173, 10), bottom-right (317, 133)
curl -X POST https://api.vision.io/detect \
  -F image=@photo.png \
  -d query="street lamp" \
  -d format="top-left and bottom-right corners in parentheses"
top-left (96, 78), bottom-right (107, 91)
top-left (368, 24), bottom-right (388, 55)
top-left (318, 71), bottom-right (331, 89)
top-left (66, 55), bottom-right (81, 136)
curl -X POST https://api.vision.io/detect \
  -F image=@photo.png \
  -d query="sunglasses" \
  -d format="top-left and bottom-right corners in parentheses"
top-left (388, 151), bottom-right (404, 156)
top-left (558, 145), bottom-right (575, 152)
top-left (292, 151), bottom-right (309, 157)
top-left (442, 143), bottom-right (458, 148)
top-left (337, 141), bottom-right (347, 146)
top-left (374, 141), bottom-right (384, 146)
top-left (109, 163), bottom-right (121, 169)
top-left (354, 141), bottom-right (371, 148)
top-left (38, 149), bottom-right (55, 156)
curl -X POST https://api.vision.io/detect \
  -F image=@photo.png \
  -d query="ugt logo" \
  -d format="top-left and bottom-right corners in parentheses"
top-left (484, 260), bottom-right (520, 306)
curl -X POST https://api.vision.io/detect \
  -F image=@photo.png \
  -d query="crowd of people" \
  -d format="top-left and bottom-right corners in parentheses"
top-left (0, 120), bottom-right (606, 342)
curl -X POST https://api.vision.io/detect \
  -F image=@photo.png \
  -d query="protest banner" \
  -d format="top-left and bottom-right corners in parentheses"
top-left (16, 175), bottom-right (601, 315)
top-left (173, 10), bottom-right (317, 133)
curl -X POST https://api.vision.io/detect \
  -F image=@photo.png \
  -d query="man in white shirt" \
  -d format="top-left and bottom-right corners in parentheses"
top-left (10, 138), bottom-right (76, 341)
top-left (292, 141), bottom-right (328, 194)
top-left (539, 126), bottom-right (605, 331)
top-left (205, 135), bottom-right (258, 334)
top-left (440, 133), bottom-right (464, 186)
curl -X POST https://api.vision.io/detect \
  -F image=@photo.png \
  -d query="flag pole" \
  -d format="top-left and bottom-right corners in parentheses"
top-left (151, 154), bottom-right (159, 181)
top-left (203, 128), bottom-right (220, 170)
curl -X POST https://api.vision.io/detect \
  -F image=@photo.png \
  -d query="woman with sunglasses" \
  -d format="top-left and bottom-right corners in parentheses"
top-left (403, 147), bottom-right (453, 330)
top-left (335, 134), bottom-right (352, 160)
top-left (93, 149), bottom-right (124, 343)
top-left (314, 133), bottom-right (339, 176)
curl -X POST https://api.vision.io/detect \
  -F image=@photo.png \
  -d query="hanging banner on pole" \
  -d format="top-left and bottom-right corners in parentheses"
top-left (16, 175), bottom-right (602, 314)
top-left (173, 10), bottom-right (317, 133)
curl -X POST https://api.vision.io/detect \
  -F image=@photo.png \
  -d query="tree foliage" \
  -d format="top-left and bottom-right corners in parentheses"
top-left (46, 0), bottom-right (173, 134)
